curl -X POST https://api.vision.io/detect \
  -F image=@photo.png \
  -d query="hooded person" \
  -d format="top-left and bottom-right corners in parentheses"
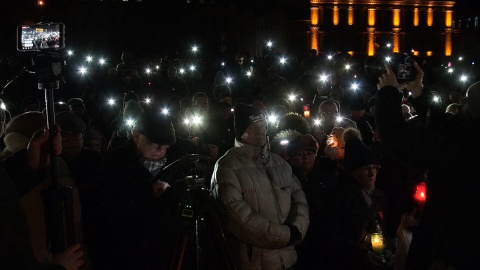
top-left (0, 98), bottom-right (85, 269)
top-left (306, 127), bottom-right (392, 269)
top-left (210, 103), bottom-right (309, 270)
top-left (1, 112), bottom-right (46, 159)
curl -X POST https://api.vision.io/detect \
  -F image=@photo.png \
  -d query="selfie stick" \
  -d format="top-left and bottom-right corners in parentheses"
top-left (36, 50), bottom-right (76, 254)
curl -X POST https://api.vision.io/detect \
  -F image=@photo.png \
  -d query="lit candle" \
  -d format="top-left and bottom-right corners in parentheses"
top-left (303, 104), bottom-right (310, 118)
top-left (413, 182), bottom-right (427, 204)
top-left (370, 233), bottom-right (384, 255)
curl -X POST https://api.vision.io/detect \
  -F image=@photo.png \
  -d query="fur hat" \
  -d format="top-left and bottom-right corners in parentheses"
top-left (56, 111), bottom-right (86, 133)
top-left (285, 134), bottom-right (319, 157)
top-left (234, 103), bottom-right (265, 139)
top-left (343, 128), bottom-right (378, 172)
top-left (134, 110), bottom-right (176, 145)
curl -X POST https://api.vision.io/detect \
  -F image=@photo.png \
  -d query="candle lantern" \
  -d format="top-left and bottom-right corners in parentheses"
top-left (370, 233), bottom-right (385, 256)
top-left (303, 104), bottom-right (310, 118)
top-left (413, 181), bottom-right (427, 204)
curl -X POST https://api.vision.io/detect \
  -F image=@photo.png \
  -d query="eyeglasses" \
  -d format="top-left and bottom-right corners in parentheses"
top-left (361, 165), bottom-right (380, 174)
top-left (61, 131), bottom-right (83, 142)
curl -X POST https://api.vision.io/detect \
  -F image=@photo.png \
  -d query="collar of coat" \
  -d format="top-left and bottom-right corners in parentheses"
top-left (234, 138), bottom-right (270, 160)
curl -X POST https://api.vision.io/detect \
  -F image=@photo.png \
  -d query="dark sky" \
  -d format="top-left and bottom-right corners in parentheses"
top-left (453, 0), bottom-right (480, 18)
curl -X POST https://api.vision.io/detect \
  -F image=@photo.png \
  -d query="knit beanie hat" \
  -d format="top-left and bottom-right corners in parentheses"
top-left (84, 128), bottom-right (103, 142)
top-left (286, 134), bottom-right (319, 157)
top-left (234, 103), bottom-right (265, 139)
top-left (343, 128), bottom-right (378, 172)
top-left (56, 111), bottom-right (86, 133)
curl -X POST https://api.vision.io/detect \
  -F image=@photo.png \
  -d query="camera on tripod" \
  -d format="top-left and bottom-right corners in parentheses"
top-left (166, 154), bottom-right (234, 270)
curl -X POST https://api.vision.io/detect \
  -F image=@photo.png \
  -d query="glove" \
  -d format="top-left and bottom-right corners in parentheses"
top-left (384, 249), bottom-right (394, 267)
top-left (287, 225), bottom-right (301, 246)
top-left (365, 251), bottom-right (383, 269)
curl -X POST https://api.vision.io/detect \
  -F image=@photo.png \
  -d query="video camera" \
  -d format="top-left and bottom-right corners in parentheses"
top-left (17, 22), bottom-right (65, 51)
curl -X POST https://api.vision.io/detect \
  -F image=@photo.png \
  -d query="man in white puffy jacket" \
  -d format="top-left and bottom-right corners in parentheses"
top-left (211, 103), bottom-right (309, 270)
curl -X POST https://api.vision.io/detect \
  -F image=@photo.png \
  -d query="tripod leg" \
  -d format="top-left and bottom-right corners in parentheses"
top-left (171, 235), bottom-right (189, 270)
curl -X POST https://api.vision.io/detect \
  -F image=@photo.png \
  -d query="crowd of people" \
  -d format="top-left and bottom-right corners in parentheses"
top-left (0, 46), bottom-right (479, 270)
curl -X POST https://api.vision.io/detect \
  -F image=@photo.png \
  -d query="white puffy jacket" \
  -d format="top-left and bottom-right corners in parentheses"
top-left (211, 139), bottom-right (309, 270)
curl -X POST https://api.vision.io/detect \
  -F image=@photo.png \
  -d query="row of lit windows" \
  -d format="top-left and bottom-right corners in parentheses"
top-left (453, 17), bottom-right (480, 29)
top-left (311, 7), bottom-right (453, 28)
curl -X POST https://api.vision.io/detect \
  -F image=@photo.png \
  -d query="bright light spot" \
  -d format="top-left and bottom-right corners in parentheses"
top-left (433, 96), bottom-right (440, 103)
top-left (458, 56), bottom-right (463, 61)
top-left (385, 56), bottom-right (392, 62)
top-left (327, 55), bottom-right (333, 60)
top-left (146, 68), bottom-right (151, 74)
top-left (79, 66), bottom-right (87, 75)
top-left (179, 68), bottom-right (185, 74)
top-left (86, 56), bottom-right (93, 62)
top-left (460, 75), bottom-right (468, 82)
top-left (0, 103), bottom-right (5, 110)
top-left (319, 74), bottom-right (329, 82)
top-left (192, 115), bottom-right (202, 125)
top-left (314, 119), bottom-right (321, 126)
top-left (67, 50), bottom-right (74, 56)
top-left (246, 71), bottom-right (252, 77)
top-left (336, 116), bottom-right (344, 122)
top-left (108, 98), bottom-right (115, 106)
top-left (386, 43), bottom-right (392, 48)
top-left (145, 98), bottom-right (151, 104)
top-left (280, 140), bottom-right (289, 145)
top-left (161, 108), bottom-right (170, 115)
top-left (288, 94), bottom-right (296, 102)
top-left (99, 58), bottom-right (106, 65)
top-left (192, 45), bottom-right (198, 53)
top-left (155, 65), bottom-right (160, 69)
top-left (184, 118), bottom-right (190, 125)
top-left (250, 59), bottom-right (254, 63)
top-left (226, 77), bottom-right (232, 84)
top-left (351, 82), bottom-right (359, 91)
top-left (189, 65), bottom-right (196, 71)
top-left (58, 101), bottom-right (64, 105)
top-left (279, 57), bottom-right (287, 65)
top-left (266, 40), bottom-right (273, 47)
top-left (345, 64), bottom-right (351, 70)
top-left (221, 62), bottom-right (225, 66)
top-left (126, 118), bottom-right (135, 127)
top-left (448, 68), bottom-right (454, 73)
top-left (268, 114), bottom-right (278, 124)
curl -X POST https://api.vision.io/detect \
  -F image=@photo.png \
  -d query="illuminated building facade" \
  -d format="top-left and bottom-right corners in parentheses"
top-left (309, 0), bottom-right (455, 57)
